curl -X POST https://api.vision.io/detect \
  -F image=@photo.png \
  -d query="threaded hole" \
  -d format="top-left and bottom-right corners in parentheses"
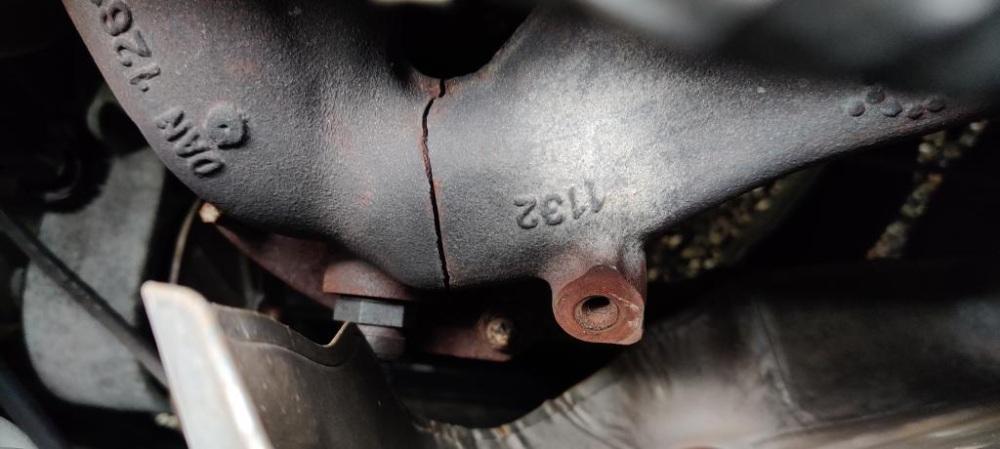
top-left (574, 295), bottom-right (619, 332)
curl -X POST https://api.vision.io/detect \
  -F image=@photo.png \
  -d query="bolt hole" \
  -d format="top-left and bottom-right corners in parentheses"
top-left (582, 295), bottom-right (610, 313)
top-left (574, 295), bottom-right (619, 332)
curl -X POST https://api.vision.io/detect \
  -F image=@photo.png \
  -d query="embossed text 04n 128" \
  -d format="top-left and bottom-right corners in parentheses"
top-left (515, 181), bottom-right (606, 229)
top-left (88, 0), bottom-right (161, 92)
top-left (155, 103), bottom-right (247, 177)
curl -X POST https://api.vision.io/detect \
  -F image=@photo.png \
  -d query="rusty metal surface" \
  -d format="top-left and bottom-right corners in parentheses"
top-left (423, 6), bottom-right (983, 341)
top-left (65, 0), bottom-right (988, 344)
top-left (214, 215), bottom-right (415, 306)
top-left (213, 220), bottom-right (525, 360)
top-left (212, 220), bottom-right (523, 360)
top-left (63, 0), bottom-right (445, 290)
top-left (214, 221), bottom-right (338, 308)
top-left (552, 265), bottom-right (644, 344)
top-left (415, 318), bottom-right (512, 362)
top-left (427, 6), bottom-right (982, 288)
top-left (322, 255), bottom-right (416, 301)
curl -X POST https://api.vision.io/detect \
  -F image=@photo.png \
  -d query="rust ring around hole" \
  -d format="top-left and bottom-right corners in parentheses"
top-left (553, 265), bottom-right (644, 345)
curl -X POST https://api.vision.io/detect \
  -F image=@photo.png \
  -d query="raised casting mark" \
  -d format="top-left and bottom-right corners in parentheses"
top-left (515, 181), bottom-right (606, 229)
top-left (87, 0), bottom-right (161, 92)
top-left (843, 85), bottom-right (946, 119)
top-left (86, 0), bottom-right (249, 178)
top-left (155, 103), bottom-right (247, 177)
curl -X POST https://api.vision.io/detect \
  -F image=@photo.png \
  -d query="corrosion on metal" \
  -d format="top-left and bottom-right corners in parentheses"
top-left (481, 313), bottom-right (514, 350)
top-left (322, 255), bottom-right (416, 301)
top-left (64, 0), bottom-right (988, 348)
top-left (214, 223), bottom-right (338, 308)
top-left (553, 266), bottom-right (643, 345)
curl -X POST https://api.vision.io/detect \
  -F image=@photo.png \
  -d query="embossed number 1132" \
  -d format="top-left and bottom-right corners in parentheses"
top-left (514, 181), bottom-right (606, 229)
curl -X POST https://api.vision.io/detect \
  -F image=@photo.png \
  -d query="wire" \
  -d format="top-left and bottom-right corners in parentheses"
top-left (169, 199), bottom-right (202, 284)
top-left (0, 208), bottom-right (168, 387)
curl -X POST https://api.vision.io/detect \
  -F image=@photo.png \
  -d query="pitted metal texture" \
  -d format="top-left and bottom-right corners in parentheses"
top-left (64, 0), bottom-right (987, 343)
top-left (64, 0), bottom-right (445, 289)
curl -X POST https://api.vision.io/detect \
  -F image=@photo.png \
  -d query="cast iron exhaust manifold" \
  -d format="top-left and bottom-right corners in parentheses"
top-left (64, 0), bottom-right (983, 344)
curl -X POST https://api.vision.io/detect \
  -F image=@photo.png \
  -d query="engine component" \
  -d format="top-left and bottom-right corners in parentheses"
top-left (7, 1), bottom-right (1000, 448)
top-left (63, 0), bottom-right (986, 345)
top-left (20, 150), bottom-right (168, 411)
top-left (143, 259), bottom-right (1000, 449)
top-left (63, 0), bottom-right (444, 289)
top-left (334, 296), bottom-right (408, 358)
top-left (568, 0), bottom-right (1000, 95)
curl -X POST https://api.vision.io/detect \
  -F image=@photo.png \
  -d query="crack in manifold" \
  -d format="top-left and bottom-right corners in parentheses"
top-left (421, 79), bottom-right (451, 289)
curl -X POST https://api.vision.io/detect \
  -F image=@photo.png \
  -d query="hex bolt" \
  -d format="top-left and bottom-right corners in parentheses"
top-left (333, 295), bottom-right (405, 328)
top-left (198, 202), bottom-right (221, 224)
top-left (483, 315), bottom-right (515, 350)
